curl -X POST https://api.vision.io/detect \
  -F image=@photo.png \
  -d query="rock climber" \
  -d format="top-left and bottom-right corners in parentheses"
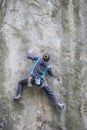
top-left (14, 52), bottom-right (65, 109)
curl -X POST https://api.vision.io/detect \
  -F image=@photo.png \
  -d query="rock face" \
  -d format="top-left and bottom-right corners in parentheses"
top-left (0, 0), bottom-right (87, 130)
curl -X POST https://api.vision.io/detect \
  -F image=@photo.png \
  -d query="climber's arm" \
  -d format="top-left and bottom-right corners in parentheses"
top-left (27, 53), bottom-right (39, 60)
top-left (47, 68), bottom-right (60, 81)
top-left (47, 68), bottom-right (54, 77)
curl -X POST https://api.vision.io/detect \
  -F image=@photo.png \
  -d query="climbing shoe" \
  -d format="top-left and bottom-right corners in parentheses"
top-left (57, 103), bottom-right (66, 110)
top-left (13, 95), bottom-right (21, 101)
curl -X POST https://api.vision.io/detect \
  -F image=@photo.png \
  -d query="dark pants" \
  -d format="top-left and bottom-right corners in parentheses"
top-left (16, 78), bottom-right (59, 105)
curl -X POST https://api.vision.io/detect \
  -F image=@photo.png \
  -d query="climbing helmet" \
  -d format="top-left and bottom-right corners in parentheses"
top-left (43, 53), bottom-right (50, 61)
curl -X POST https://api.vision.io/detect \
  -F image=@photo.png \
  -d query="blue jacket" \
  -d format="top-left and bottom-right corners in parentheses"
top-left (27, 53), bottom-right (54, 78)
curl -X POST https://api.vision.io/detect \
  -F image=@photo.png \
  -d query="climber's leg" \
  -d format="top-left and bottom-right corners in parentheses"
top-left (42, 85), bottom-right (65, 109)
top-left (14, 78), bottom-right (28, 101)
top-left (42, 85), bottom-right (58, 105)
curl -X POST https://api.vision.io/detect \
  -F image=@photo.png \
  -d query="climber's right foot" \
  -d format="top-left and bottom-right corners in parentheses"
top-left (57, 103), bottom-right (66, 110)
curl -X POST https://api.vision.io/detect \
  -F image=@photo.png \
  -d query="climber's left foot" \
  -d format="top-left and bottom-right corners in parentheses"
top-left (13, 95), bottom-right (21, 101)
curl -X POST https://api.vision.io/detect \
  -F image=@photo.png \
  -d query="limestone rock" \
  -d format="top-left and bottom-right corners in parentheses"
top-left (0, 0), bottom-right (87, 130)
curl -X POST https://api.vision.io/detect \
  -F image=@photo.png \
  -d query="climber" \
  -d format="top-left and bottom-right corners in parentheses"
top-left (14, 52), bottom-right (65, 109)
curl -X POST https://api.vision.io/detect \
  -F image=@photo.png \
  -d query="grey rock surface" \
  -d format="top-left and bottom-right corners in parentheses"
top-left (0, 0), bottom-right (87, 130)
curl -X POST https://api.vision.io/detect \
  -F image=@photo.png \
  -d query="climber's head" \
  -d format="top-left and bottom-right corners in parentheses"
top-left (43, 53), bottom-right (50, 61)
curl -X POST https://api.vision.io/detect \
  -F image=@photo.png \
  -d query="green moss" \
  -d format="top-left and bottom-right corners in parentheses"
top-left (0, 8), bottom-right (4, 25)
top-left (0, 0), bottom-right (9, 26)
top-left (0, 31), bottom-right (8, 95)
top-left (0, 3), bottom-right (9, 128)
top-left (61, 0), bottom-right (69, 9)
top-left (73, 0), bottom-right (81, 26)
top-left (66, 110), bottom-right (82, 130)
top-left (61, 0), bottom-right (71, 35)
top-left (51, 9), bottom-right (57, 18)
